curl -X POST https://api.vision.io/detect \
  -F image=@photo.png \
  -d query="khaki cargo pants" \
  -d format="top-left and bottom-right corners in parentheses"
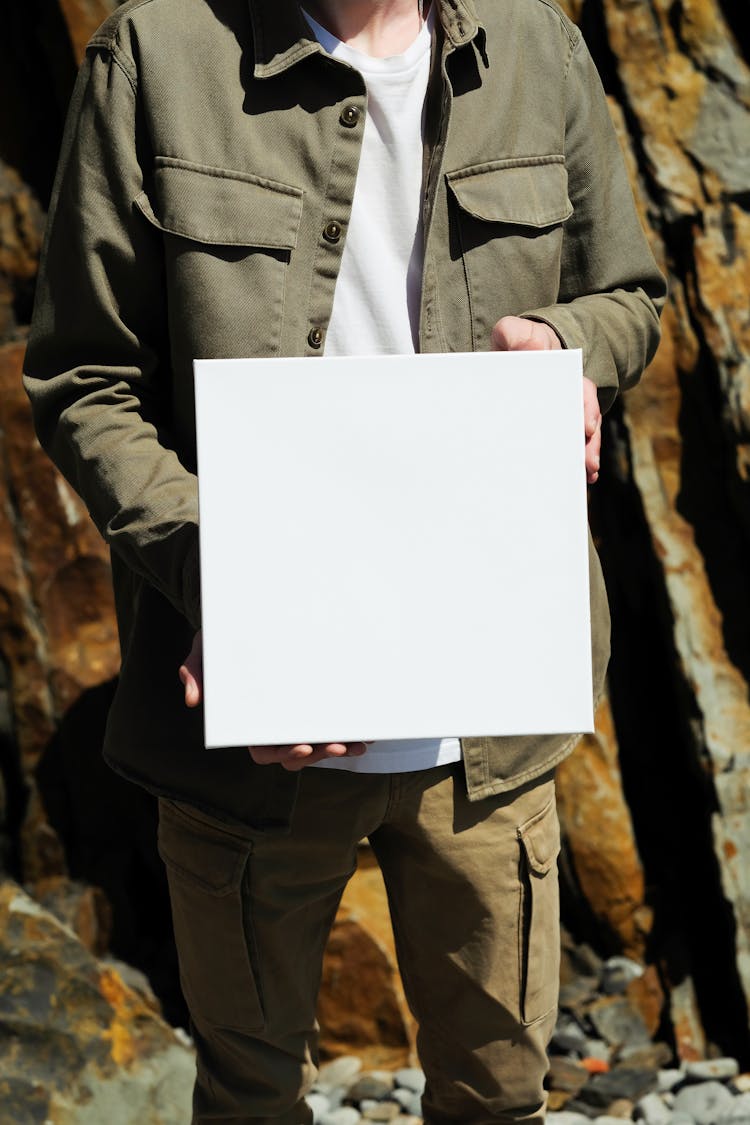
top-left (157, 763), bottom-right (560, 1124)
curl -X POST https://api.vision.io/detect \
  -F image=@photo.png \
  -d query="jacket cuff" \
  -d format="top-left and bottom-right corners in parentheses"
top-left (182, 534), bottom-right (202, 631)
top-left (521, 307), bottom-right (619, 413)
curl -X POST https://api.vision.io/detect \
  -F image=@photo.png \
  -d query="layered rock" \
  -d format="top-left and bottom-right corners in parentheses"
top-left (0, 879), bottom-right (195, 1124)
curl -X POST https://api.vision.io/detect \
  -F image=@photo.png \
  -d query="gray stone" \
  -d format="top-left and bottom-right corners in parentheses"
top-left (685, 1060), bottom-right (740, 1083)
top-left (547, 1114), bottom-right (595, 1125)
top-left (601, 956), bottom-right (645, 995)
top-left (658, 1071), bottom-right (686, 1094)
top-left (392, 1090), bottom-right (414, 1111)
top-left (636, 1092), bottom-right (672, 1125)
top-left (585, 1040), bottom-right (615, 1063)
top-left (322, 1110), bottom-right (362, 1125)
top-left (665, 1115), bottom-right (696, 1125)
top-left (394, 1069), bottom-right (426, 1095)
top-left (719, 1093), bottom-right (750, 1122)
top-left (318, 1057), bottom-right (363, 1090)
top-left (618, 1043), bottom-right (674, 1071)
top-left (347, 1076), bottom-right (394, 1103)
top-left (578, 1069), bottom-right (657, 1108)
top-left (362, 1103), bottom-right (401, 1122)
top-left (560, 976), bottom-right (600, 1011)
top-left (673, 1081), bottom-right (735, 1125)
top-left (307, 1092), bottom-right (333, 1123)
top-left (595, 1118), bottom-right (634, 1125)
top-left (588, 998), bottom-right (651, 1048)
top-left (564, 1101), bottom-right (604, 1120)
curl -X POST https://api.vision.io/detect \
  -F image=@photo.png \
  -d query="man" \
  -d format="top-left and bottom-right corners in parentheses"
top-left (24, 0), bottom-right (665, 1121)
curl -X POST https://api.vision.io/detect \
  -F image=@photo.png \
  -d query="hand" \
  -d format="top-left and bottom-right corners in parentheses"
top-left (491, 315), bottom-right (602, 484)
top-left (249, 741), bottom-right (372, 771)
top-left (179, 629), bottom-right (203, 707)
top-left (178, 634), bottom-right (371, 768)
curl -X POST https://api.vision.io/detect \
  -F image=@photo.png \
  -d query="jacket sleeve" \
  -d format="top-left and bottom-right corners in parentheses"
top-left (522, 32), bottom-right (667, 412)
top-left (23, 39), bottom-right (201, 629)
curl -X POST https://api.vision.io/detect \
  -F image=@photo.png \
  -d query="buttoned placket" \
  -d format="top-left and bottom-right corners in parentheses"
top-left (302, 60), bottom-right (368, 356)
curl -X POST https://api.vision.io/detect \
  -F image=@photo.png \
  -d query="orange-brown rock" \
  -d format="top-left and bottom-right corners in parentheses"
top-left (556, 693), bottom-right (652, 960)
top-left (319, 850), bottom-right (415, 1068)
top-left (58, 0), bottom-right (122, 63)
top-left (626, 966), bottom-right (666, 1041)
top-left (602, 0), bottom-right (750, 215)
top-left (32, 875), bottom-right (113, 955)
top-left (670, 976), bottom-right (708, 1062)
top-left (0, 163), bottom-right (44, 339)
top-left (0, 342), bottom-right (119, 879)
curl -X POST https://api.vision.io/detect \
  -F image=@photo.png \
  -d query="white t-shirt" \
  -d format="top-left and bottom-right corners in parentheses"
top-left (304, 9), bottom-right (462, 774)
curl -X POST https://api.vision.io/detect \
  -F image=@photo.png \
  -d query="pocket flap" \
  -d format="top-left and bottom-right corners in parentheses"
top-left (158, 800), bottom-right (251, 896)
top-left (446, 158), bottom-right (572, 228)
top-left (136, 157), bottom-right (303, 249)
top-left (518, 796), bottom-right (560, 876)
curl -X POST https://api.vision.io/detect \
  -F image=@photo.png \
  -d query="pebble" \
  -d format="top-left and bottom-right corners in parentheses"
top-left (601, 958), bottom-right (645, 996)
top-left (685, 1059), bottom-right (740, 1083)
top-left (322, 1110), bottom-right (361, 1125)
top-left (720, 1092), bottom-right (750, 1121)
top-left (578, 1070), bottom-right (656, 1107)
top-left (635, 1092), bottom-right (672, 1125)
top-left (394, 1069), bottom-right (426, 1096)
top-left (734, 1077), bottom-right (750, 1094)
top-left (586, 1041), bottom-right (615, 1063)
top-left (307, 1093), bottom-right (332, 1123)
top-left (664, 1115), bottom-right (694, 1125)
top-left (608, 1099), bottom-right (635, 1119)
top-left (547, 1113), bottom-right (594, 1125)
top-left (673, 1080), bottom-right (735, 1125)
top-left (319, 1058), bottom-right (364, 1090)
top-left (588, 998), bottom-right (652, 1049)
top-left (347, 1077), bottom-right (394, 1103)
top-left (657, 1071), bottom-right (686, 1094)
top-left (595, 1117), bottom-right (632, 1125)
top-left (617, 1044), bottom-right (674, 1071)
top-left (362, 1104), bottom-right (401, 1122)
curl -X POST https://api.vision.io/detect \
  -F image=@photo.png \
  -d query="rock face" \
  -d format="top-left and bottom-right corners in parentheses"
top-left (0, 0), bottom-right (749, 1079)
top-left (319, 852), bottom-right (416, 1069)
top-left (0, 879), bottom-right (195, 1124)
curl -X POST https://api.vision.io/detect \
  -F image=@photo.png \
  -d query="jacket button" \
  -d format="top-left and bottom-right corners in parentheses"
top-left (340, 105), bottom-right (360, 127)
top-left (308, 327), bottom-right (324, 349)
top-left (323, 221), bottom-right (342, 243)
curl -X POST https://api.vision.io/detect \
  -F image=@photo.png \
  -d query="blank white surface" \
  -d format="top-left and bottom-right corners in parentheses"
top-left (193, 350), bottom-right (593, 748)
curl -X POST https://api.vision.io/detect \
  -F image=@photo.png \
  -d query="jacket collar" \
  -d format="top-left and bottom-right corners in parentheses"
top-left (248, 0), bottom-right (483, 78)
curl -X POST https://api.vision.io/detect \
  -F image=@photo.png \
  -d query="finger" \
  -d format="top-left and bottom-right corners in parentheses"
top-left (586, 424), bottom-right (602, 483)
top-left (249, 742), bottom-right (369, 770)
top-left (583, 387), bottom-right (601, 438)
top-left (179, 662), bottom-right (201, 707)
top-left (179, 630), bottom-right (203, 708)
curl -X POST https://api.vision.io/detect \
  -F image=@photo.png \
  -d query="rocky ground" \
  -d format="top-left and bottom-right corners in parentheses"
top-left (305, 946), bottom-right (750, 1125)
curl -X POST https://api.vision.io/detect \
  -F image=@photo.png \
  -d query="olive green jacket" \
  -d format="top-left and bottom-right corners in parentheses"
top-left (24, 0), bottom-right (665, 826)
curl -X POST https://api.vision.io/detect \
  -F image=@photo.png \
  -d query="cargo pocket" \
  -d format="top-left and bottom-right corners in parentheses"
top-left (446, 156), bottom-right (573, 349)
top-left (135, 157), bottom-right (304, 360)
top-left (157, 798), bottom-right (264, 1031)
top-left (517, 794), bottom-right (561, 1025)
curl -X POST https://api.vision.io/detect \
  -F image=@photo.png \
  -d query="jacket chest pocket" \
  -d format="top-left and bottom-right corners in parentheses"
top-left (136, 157), bottom-right (303, 360)
top-left (446, 157), bottom-right (572, 350)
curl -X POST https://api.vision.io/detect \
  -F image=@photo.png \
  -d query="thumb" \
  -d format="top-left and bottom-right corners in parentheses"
top-left (491, 316), bottom-right (558, 351)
